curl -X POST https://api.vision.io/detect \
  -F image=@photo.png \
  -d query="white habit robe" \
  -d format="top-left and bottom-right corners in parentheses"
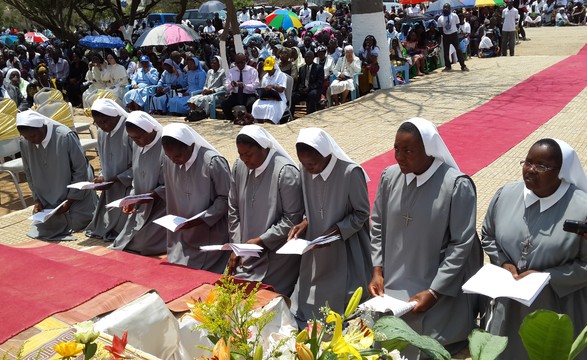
top-left (251, 69), bottom-right (288, 124)
top-left (481, 182), bottom-right (587, 360)
top-left (229, 151), bottom-right (304, 296)
top-left (290, 157), bottom-right (372, 325)
top-left (85, 118), bottom-right (135, 240)
top-left (164, 146), bottom-right (231, 272)
top-left (110, 135), bottom-right (167, 255)
top-left (370, 161), bottom-right (482, 354)
top-left (20, 123), bottom-right (97, 240)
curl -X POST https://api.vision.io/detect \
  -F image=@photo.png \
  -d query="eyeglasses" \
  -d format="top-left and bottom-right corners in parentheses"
top-left (520, 160), bottom-right (557, 173)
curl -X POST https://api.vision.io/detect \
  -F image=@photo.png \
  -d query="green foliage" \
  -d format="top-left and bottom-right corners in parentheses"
top-left (374, 316), bottom-right (451, 360)
top-left (569, 325), bottom-right (587, 360)
top-left (192, 276), bottom-right (275, 359)
top-left (519, 309), bottom-right (575, 360)
top-left (468, 328), bottom-right (508, 360)
top-left (233, 0), bottom-right (254, 9)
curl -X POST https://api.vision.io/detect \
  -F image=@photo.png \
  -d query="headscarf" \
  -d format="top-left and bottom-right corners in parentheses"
top-left (163, 58), bottom-right (174, 68)
top-left (16, 109), bottom-right (61, 128)
top-left (126, 110), bottom-right (162, 133)
top-left (4, 68), bottom-right (19, 86)
top-left (553, 138), bottom-right (587, 192)
top-left (238, 125), bottom-right (296, 164)
top-left (162, 123), bottom-right (219, 153)
top-left (91, 98), bottom-right (129, 119)
top-left (404, 117), bottom-right (459, 171)
top-left (191, 56), bottom-right (205, 75)
top-left (297, 127), bottom-right (370, 182)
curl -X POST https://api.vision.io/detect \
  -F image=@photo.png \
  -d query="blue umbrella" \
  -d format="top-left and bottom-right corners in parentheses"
top-left (0, 35), bottom-right (18, 46)
top-left (79, 35), bottom-right (125, 49)
top-left (426, 0), bottom-right (467, 14)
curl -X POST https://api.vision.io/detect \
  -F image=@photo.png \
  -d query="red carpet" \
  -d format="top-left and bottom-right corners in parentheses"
top-left (363, 45), bottom-right (587, 203)
top-left (19, 244), bottom-right (223, 303)
top-left (0, 245), bottom-right (126, 344)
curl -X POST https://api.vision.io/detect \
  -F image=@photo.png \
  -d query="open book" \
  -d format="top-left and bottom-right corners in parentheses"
top-left (200, 243), bottom-right (264, 257)
top-left (276, 234), bottom-right (341, 255)
top-left (153, 210), bottom-right (206, 232)
top-left (462, 263), bottom-right (551, 307)
top-left (106, 194), bottom-right (154, 208)
top-left (67, 181), bottom-right (114, 190)
top-left (359, 294), bottom-right (417, 317)
top-left (29, 200), bottom-right (68, 224)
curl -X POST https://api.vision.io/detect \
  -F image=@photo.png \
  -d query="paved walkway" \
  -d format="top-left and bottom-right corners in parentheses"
top-left (1, 26), bottom-right (586, 246)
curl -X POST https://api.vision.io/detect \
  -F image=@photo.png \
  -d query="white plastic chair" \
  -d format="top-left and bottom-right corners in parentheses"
top-left (0, 138), bottom-right (26, 208)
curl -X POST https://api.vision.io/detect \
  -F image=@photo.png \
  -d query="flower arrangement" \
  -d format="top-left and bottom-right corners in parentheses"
top-left (50, 321), bottom-right (130, 360)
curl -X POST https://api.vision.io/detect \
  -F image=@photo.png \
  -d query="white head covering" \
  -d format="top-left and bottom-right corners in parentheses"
top-left (126, 111), bottom-right (162, 133)
top-left (5, 68), bottom-right (19, 85)
top-left (162, 123), bottom-right (219, 153)
top-left (91, 98), bottom-right (129, 119)
top-left (344, 45), bottom-right (353, 52)
top-left (16, 109), bottom-right (61, 128)
top-left (296, 127), bottom-right (370, 182)
top-left (404, 117), bottom-right (459, 171)
top-left (238, 125), bottom-right (295, 164)
top-left (553, 138), bottom-right (587, 192)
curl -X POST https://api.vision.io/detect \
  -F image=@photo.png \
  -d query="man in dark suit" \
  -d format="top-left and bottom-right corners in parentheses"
top-left (0, 70), bottom-right (28, 111)
top-left (292, 51), bottom-right (324, 115)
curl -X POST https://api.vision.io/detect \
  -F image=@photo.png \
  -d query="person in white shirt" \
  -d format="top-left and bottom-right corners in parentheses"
top-left (407, 4), bottom-right (422, 15)
top-left (299, 3), bottom-right (312, 25)
top-left (316, 6), bottom-right (333, 22)
top-left (478, 30), bottom-right (498, 58)
top-left (501, 1), bottom-right (519, 56)
top-left (238, 7), bottom-right (250, 23)
top-left (458, 14), bottom-right (471, 54)
top-left (555, 8), bottom-right (571, 25)
top-left (437, 4), bottom-right (468, 71)
top-left (203, 19), bottom-right (216, 33)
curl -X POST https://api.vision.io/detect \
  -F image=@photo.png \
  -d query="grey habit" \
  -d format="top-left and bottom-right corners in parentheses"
top-left (20, 123), bottom-right (97, 240)
top-left (85, 119), bottom-right (135, 240)
top-left (370, 162), bottom-right (482, 354)
top-left (229, 152), bottom-right (304, 296)
top-left (481, 182), bottom-right (587, 360)
top-left (110, 138), bottom-right (167, 255)
top-left (291, 158), bottom-right (372, 324)
top-left (164, 146), bottom-right (231, 272)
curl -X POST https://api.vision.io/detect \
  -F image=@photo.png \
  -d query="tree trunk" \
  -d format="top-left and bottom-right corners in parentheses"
top-left (352, 0), bottom-right (393, 89)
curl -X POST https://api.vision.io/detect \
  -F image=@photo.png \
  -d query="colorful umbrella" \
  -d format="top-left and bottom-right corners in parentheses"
top-left (79, 35), bottom-right (125, 49)
top-left (25, 32), bottom-right (49, 44)
top-left (239, 20), bottom-right (269, 29)
top-left (426, 0), bottom-right (468, 14)
top-left (308, 24), bottom-right (332, 35)
top-left (133, 24), bottom-right (201, 48)
top-left (464, 0), bottom-right (505, 7)
top-left (304, 20), bottom-right (330, 30)
top-left (265, 9), bottom-right (302, 29)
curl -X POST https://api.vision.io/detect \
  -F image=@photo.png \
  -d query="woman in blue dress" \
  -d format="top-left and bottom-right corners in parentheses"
top-left (151, 59), bottom-right (185, 115)
top-left (168, 56), bottom-right (207, 116)
top-left (123, 55), bottom-right (159, 111)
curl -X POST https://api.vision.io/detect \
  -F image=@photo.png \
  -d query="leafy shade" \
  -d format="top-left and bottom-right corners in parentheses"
top-left (520, 309), bottom-right (587, 360)
top-left (468, 329), bottom-right (507, 360)
top-left (374, 316), bottom-right (451, 360)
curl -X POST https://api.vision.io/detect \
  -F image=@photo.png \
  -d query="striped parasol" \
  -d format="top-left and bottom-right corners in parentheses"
top-left (25, 32), bottom-right (49, 44)
top-left (265, 9), bottom-right (303, 29)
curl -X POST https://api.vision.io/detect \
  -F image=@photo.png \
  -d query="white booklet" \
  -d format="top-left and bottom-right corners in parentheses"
top-left (153, 210), bottom-right (206, 232)
top-left (359, 294), bottom-right (417, 317)
top-left (67, 181), bottom-right (114, 190)
top-left (29, 200), bottom-right (68, 224)
top-left (200, 243), bottom-right (264, 257)
top-left (106, 194), bottom-right (154, 208)
top-left (462, 263), bottom-right (551, 307)
top-left (276, 234), bottom-right (341, 255)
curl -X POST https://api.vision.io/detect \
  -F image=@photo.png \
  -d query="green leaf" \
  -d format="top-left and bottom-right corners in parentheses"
top-left (468, 328), bottom-right (507, 360)
top-left (519, 309), bottom-right (574, 360)
top-left (374, 316), bottom-right (451, 360)
top-left (83, 343), bottom-right (97, 360)
top-left (569, 325), bottom-right (587, 360)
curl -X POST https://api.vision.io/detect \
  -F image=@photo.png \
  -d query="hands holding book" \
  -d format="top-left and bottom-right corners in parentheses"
top-left (92, 176), bottom-right (115, 190)
top-left (227, 237), bottom-right (264, 275)
top-left (502, 261), bottom-right (538, 280)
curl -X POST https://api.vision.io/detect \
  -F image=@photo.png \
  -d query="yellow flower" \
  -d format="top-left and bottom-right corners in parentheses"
top-left (295, 342), bottom-right (315, 360)
top-left (73, 320), bottom-right (100, 344)
top-left (296, 328), bottom-right (309, 343)
top-left (187, 289), bottom-right (217, 323)
top-left (343, 318), bottom-right (374, 350)
top-left (344, 287), bottom-right (363, 319)
top-left (212, 338), bottom-right (230, 360)
top-left (52, 341), bottom-right (84, 359)
top-left (324, 311), bottom-right (362, 359)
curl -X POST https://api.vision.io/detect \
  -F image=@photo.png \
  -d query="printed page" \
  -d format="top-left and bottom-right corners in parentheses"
top-left (359, 294), bottom-right (417, 317)
top-left (106, 194), bottom-right (154, 208)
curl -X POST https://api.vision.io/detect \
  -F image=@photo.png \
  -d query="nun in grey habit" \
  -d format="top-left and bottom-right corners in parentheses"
top-left (227, 125), bottom-right (304, 296)
top-left (17, 110), bottom-right (97, 240)
top-left (369, 118), bottom-right (482, 358)
top-left (161, 123), bottom-right (231, 272)
top-left (85, 98), bottom-right (135, 241)
top-left (481, 138), bottom-right (587, 360)
top-left (109, 111), bottom-right (167, 255)
top-left (289, 127), bottom-right (372, 327)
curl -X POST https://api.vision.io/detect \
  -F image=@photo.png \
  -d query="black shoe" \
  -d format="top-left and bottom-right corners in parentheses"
top-left (442, 67), bottom-right (452, 72)
top-left (461, 66), bottom-right (470, 72)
